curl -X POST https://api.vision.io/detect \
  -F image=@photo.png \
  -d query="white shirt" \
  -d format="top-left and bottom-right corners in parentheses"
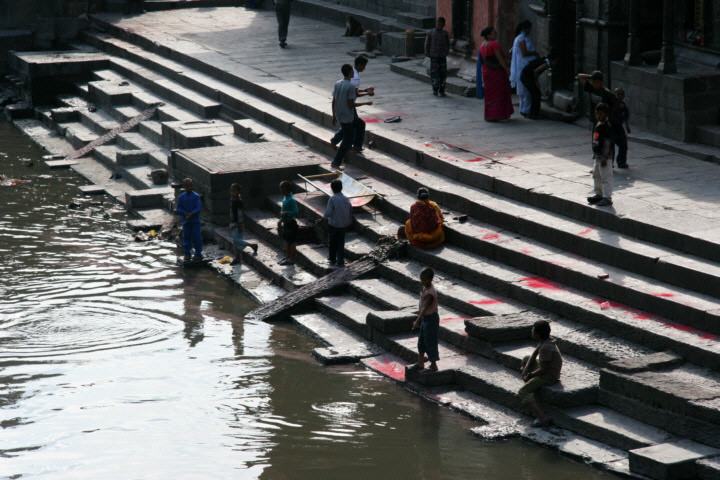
top-left (351, 68), bottom-right (360, 89)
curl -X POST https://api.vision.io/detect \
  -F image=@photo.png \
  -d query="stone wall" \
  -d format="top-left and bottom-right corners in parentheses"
top-left (611, 61), bottom-right (720, 142)
top-left (0, 0), bottom-right (89, 73)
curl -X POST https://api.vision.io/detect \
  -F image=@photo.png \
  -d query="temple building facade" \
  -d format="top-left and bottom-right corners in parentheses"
top-left (436, 0), bottom-right (720, 144)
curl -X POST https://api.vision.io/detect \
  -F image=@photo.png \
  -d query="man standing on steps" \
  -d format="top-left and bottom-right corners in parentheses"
top-left (275, 0), bottom-right (292, 48)
top-left (331, 63), bottom-right (373, 169)
top-left (330, 55), bottom-right (375, 154)
top-left (518, 320), bottom-right (563, 428)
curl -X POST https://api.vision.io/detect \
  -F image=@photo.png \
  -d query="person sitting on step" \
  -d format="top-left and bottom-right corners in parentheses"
top-left (519, 320), bottom-right (563, 428)
top-left (404, 187), bottom-right (445, 249)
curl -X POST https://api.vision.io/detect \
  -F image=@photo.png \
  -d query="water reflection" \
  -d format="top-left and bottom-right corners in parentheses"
top-left (0, 121), bottom-right (608, 479)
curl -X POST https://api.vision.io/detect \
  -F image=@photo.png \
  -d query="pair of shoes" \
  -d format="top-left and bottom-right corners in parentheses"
top-left (192, 255), bottom-right (203, 262)
top-left (596, 197), bottom-right (613, 206)
top-left (331, 164), bottom-right (344, 170)
top-left (425, 365), bottom-right (438, 372)
top-left (521, 112), bottom-right (529, 118)
top-left (439, 92), bottom-right (446, 97)
top-left (617, 163), bottom-right (629, 169)
top-left (279, 41), bottom-right (287, 48)
top-left (531, 417), bottom-right (553, 428)
top-left (183, 256), bottom-right (192, 263)
top-left (230, 259), bottom-right (241, 266)
top-left (336, 262), bottom-right (345, 268)
top-left (251, 243), bottom-right (259, 254)
top-left (587, 195), bottom-right (602, 204)
top-left (432, 90), bottom-right (438, 96)
top-left (352, 148), bottom-right (364, 153)
top-left (278, 258), bottom-right (295, 266)
top-left (407, 363), bottom-right (424, 371)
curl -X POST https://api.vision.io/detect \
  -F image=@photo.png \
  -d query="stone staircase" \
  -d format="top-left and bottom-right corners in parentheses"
top-left (8, 23), bottom-right (720, 479)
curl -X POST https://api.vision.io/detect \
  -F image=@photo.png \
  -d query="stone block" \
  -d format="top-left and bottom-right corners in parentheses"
top-left (366, 310), bottom-right (415, 333)
top-left (464, 314), bottom-right (533, 342)
top-left (606, 351), bottom-right (683, 373)
top-left (629, 440), bottom-right (719, 480)
top-left (697, 456), bottom-right (720, 480)
top-left (405, 365), bottom-right (455, 386)
top-left (116, 151), bottom-right (149, 167)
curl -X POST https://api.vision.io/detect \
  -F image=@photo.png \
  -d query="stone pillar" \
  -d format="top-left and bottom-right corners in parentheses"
top-left (624, 0), bottom-right (642, 65)
top-left (574, 0), bottom-right (585, 112)
top-left (546, 0), bottom-right (559, 91)
top-left (465, 0), bottom-right (473, 58)
top-left (658, 0), bottom-right (677, 73)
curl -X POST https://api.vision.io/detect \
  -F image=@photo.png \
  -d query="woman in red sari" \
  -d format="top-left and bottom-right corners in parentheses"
top-left (404, 187), bottom-right (445, 249)
top-left (479, 26), bottom-right (514, 122)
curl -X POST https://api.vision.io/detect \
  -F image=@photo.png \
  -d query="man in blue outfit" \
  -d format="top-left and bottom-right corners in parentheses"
top-left (176, 178), bottom-right (203, 262)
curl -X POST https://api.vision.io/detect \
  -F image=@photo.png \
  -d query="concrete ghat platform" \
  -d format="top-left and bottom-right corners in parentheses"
top-left (170, 142), bottom-right (324, 222)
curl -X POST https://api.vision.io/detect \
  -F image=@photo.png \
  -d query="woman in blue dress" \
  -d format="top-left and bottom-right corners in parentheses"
top-left (510, 20), bottom-right (538, 118)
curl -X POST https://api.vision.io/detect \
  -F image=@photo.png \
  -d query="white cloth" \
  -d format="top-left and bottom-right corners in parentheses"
top-left (510, 32), bottom-right (536, 88)
top-left (593, 157), bottom-right (613, 199)
top-left (351, 68), bottom-right (360, 89)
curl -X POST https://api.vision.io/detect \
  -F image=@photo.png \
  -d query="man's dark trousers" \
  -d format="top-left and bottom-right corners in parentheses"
top-left (275, 4), bottom-right (291, 42)
top-left (332, 122), bottom-right (354, 167)
top-left (332, 109), bottom-right (365, 150)
top-left (522, 77), bottom-right (542, 117)
top-left (611, 121), bottom-right (628, 166)
top-left (328, 225), bottom-right (346, 266)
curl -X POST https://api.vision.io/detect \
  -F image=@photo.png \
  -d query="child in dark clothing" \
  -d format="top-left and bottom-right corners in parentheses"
top-left (408, 267), bottom-right (440, 372)
top-left (613, 87), bottom-right (631, 168)
top-left (587, 103), bottom-right (614, 207)
top-left (277, 180), bottom-right (298, 265)
top-left (229, 183), bottom-right (258, 266)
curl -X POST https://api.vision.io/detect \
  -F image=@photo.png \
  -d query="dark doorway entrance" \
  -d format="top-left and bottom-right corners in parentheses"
top-left (554, 0), bottom-right (577, 91)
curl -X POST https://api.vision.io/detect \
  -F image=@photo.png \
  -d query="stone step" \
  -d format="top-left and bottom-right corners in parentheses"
top-left (328, 167), bottom-right (720, 338)
top-left (629, 440), bottom-right (720, 480)
top-left (63, 121), bottom-right (103, 150)
top-left (78, 106), bottom-right (123, 135)
top-left (125, 187), bottom-right (174, 209)
top-left (291, 0), bottom-right (415, 33)
top-left (84, 17), bottom-right (720, 267)
top-left (291, 312), bottom-right (383, 364)
top-left (243, 208), bottom-right (331, 275)
top-left (107, 56), bottom-right (221, 118)
top-left (212, 224), bottom-right (317, 292)
top-left (232, 118), bottom-right (286, 143)
top-left (343, 143), bottom-right (720, 306)
top-left (557, 405), bottom-right (673, 452)
top-left (263, 193), bottom-right (377, 258)
top-left (389, 58), bottom-right (477, 97)
top-left (394, 11), bottom-right (435, 28)
top-left (697, 455), bottom-right (720, 480)
top-left (161, 119), bottom-right (236, 150)
top-left (354, 220), bottom-right (720, 373)
top-left (315, 293), bottom-right (598, 408)
top-left (600, 364), bottom-right (720, 430)
top-left (696, 125), bottom-right (720, 149)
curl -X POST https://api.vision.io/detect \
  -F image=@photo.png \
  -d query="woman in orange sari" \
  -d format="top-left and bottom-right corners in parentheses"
top-left (405, 187), bottom-right (444, 249)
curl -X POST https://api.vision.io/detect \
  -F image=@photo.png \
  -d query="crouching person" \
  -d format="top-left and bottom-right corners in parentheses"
top-left (518, 320), bottom-right (562, 428)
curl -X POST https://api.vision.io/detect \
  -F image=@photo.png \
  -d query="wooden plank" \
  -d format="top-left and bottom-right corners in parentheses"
top-left (249, 237), bottom-right (405, 322)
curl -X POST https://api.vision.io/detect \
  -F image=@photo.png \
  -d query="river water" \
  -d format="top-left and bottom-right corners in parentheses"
top-left (0, 121), bottom-right (609, 479)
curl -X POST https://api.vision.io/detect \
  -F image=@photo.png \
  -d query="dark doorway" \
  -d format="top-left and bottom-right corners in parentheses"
top-left (554, 0), bottom-right (577, 91)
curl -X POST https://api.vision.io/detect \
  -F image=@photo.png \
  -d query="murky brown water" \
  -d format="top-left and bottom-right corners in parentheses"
top-left (0, 121), bottom-right (610, 479)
